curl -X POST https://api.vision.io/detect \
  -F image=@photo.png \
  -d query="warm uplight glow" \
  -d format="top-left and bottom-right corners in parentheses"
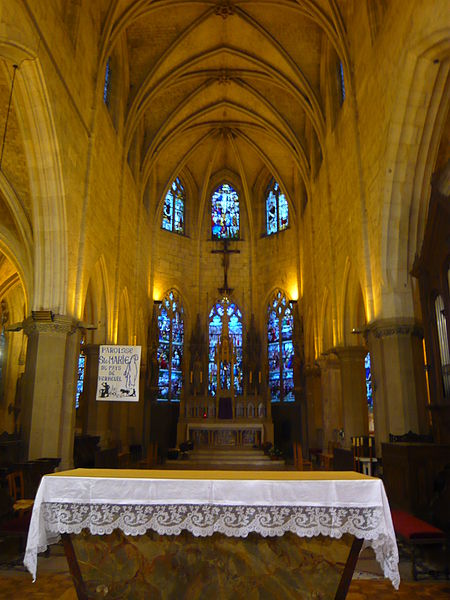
top-left (153, 286), bottom-right (162, 301)
top-left (289, 283), bottom-right (299, 302)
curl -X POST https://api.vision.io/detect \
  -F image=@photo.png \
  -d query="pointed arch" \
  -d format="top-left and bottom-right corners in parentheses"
top-left (381, 29), bottom-right (450, 314)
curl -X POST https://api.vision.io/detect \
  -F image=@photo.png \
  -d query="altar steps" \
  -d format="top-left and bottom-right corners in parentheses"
top-left (165, 448), bottom-right (287, 470)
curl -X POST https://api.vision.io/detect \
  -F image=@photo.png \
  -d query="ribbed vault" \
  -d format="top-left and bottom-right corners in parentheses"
top-left (100, 0), bottom-right (349, 216)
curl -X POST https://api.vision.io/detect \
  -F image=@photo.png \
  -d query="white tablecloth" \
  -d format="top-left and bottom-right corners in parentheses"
top-left (24, 469), bottom-right (400, 588)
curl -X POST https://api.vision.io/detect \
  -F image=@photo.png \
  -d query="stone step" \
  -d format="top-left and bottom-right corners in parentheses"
top-left (165, 447), bottom-right (286, 470)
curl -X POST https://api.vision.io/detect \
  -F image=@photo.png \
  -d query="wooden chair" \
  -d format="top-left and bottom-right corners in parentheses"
top-left (139, 442), bottom-right (158, 468)
top-left (6, 471), bottom-right (34, 515)
top-left (293, 442), bottom-right (313, 471)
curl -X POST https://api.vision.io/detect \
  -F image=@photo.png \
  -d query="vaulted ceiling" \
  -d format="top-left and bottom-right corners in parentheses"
top-left (102, 0), bottom-right (350, 214)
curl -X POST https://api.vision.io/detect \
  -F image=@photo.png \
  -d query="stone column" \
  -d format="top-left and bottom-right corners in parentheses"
top-left (82, 344), bottom-right (110, 446)
top-left (21, 313), bottom-right (78, 467)
top-left (317, 353), bottom-right (343, 449)
top-left (335, 346), bottom-right (368, 448)
top-left (366, 318), bottom-right (429, 452)
top-left (304, 364), bottom-right (322, 449)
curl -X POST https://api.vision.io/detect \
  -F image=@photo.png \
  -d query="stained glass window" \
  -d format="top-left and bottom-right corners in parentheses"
top-left (267, 290), bottom-right (295, 402)
top-left (75, 338), bottom-right (86, 410)
top-left (435, 295), bottom-right (450, 397)
top-left (103, 58), bottom-right (111, 106)
top-left (211, 183), bottom-right (239, 239)
top-left (162, 177), bottom-right (185, 234)
top-left (208, 298), bottom-right (243, 397)
top-left (266, 178), bottom-right (288, 235)
top-left (365, 352), bottom-right (374, 433)
top-left (338, 61), bottom-right (345, 104)
top-left (157, 290), bottom-right (184, 401)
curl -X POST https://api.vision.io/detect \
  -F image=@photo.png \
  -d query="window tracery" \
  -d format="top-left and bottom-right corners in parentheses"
top-left (267, 290), bottom-right (294, 402)
top-left (157, 291), bottom-right (184, 401)
top-left (211, 183), bottom-right (239, 239)
top-left (162, 177), bottom-right (185, 234)
top-left (208, 298), bottom-right (243, 397)
top-left (265, 179), bottom-right (288, 235)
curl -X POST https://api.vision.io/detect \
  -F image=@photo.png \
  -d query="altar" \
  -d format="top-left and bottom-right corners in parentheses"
top-left (24, 469), bottom-right (400, 598)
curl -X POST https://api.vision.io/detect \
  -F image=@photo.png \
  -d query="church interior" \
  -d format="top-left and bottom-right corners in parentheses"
top-left (0, 0), bottom-right (449, 597)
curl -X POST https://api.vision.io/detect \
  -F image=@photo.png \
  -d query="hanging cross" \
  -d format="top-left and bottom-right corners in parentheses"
top-left (211, 239), bottom-right (240, 294)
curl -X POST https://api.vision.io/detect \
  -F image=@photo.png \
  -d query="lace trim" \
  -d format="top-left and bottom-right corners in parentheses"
top-left (25, 503), bottom-right (400, 589)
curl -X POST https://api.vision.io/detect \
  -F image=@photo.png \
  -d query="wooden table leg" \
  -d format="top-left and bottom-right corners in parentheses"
top-left (334, 537), bottom-right (363, 600)
top-left (61, 533), bottom-right (88, 600)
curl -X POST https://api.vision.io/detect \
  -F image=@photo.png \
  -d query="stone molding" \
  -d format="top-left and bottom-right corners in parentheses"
top-left (23, 313), bottom-right (77, 336)
top-left (334, 346), bottom-right (367, 361)
top-left (304, 363), bottom-right (321, 377)
top-left (366, 318), bottom-right (423, 340)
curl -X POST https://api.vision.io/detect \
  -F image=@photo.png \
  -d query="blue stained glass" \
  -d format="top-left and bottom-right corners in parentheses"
top-left (365, 352), bottom-right (374, 432)
top-left (75, 351), bottom-right (85, 410)
top-left (265, 179), bottom-right (288, 235)
top-left (208, 298), bottom-right (243, 396)
top-left (211, 184), bottom-right (239, 239)
top-left (162, 178), bottom-right (185, 234)
top-left (157, 291), bottom-right (184, 401)
top-left (103, 58), bottom-right (111, 106)
top-left (268, 291), bottom-right (295, 402)
top-left (338, 61), bottom-right (346, 103)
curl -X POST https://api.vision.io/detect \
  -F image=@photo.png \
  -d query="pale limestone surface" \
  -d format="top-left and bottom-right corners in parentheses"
top-left (0, 1), bottom-right (447, 464)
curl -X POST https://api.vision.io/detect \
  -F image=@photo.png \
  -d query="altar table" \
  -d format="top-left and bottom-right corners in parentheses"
top-left (24, 469), bottom-right (400, 598)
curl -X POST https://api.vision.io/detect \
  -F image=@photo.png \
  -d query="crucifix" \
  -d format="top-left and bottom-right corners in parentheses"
top-left (211, 239), bottom-right (240, 294)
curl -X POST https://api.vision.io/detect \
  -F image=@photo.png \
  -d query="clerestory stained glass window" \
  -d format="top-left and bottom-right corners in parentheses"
top-left (267, 290), bottom-right (295, 402)
top-left (338, 61), bottom-right (346, 104)
top-left (162, 177), bottom-right (185, 234)
top-left (266, 178), bottom-right (289, 235)
top-left (103, 57), bottom-right (111, 106)
top-left (208, 298), bottom-right (243, 397)
top-left (211, 183), bottom-right (239, 239)
top-left (157, 291), bottom-right (184, 401)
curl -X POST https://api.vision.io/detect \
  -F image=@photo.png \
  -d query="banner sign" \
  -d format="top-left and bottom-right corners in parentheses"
top-left (96, 345), bottom-right (141, 402)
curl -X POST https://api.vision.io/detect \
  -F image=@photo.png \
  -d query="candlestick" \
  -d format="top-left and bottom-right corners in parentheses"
top-left (200, 371), bottom-right (203, 383)
top-left (249, 371), bottom-right (252, 384)
top-left (190, 371), bottom-right (193, 383)
top-left (258, 371), bottom-right (261, 384)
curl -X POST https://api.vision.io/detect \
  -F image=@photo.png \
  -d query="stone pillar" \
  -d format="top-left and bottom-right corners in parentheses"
top-left (366, 318), bottom-right (429, 452)
top-left (82, 344), bottom-right (110, 446)
top-left (304, 364), bottom-right (322, 449)
top-left (21, 313), bottom-right (78, 467)
top-left (335, 346), bottom-right (368, 448)
top-left (317, 353), bottom-right (343, 450)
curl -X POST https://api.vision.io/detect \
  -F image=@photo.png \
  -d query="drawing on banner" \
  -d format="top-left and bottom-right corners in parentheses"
top-left (96, 345), bottom-right (141, 402)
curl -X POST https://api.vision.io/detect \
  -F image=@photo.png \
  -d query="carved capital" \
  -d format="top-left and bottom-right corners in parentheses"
top-left (23, 313), bottom-right (77, 336)
top-left (334, 345), bottom-right (367, 361)
top-left (304, 363), bottom-right (321, 377)
top-left (367, 318), bottom-right (423, 340)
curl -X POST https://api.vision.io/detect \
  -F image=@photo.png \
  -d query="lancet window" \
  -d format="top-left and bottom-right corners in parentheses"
top-left (211, 183), bottom-right (239, 239)
top-left (208, 298), bottom-right (243, 397)
top-left (75, 337), bottom-right (86, 410)
top-left (157, 290), bottom-right (184, 401)
top-left (265, 178), bottom-right (288, 235)
top-left (103, 57), bottom-right (111, 106)
top-left (365, 352), bottom-right (374, 433)
top-left (162, 177), bottom-right (185, 234)
top-left (267, 290), bottom-right (294, 402)
top-left (338, 61), bottom-right (346, 104)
